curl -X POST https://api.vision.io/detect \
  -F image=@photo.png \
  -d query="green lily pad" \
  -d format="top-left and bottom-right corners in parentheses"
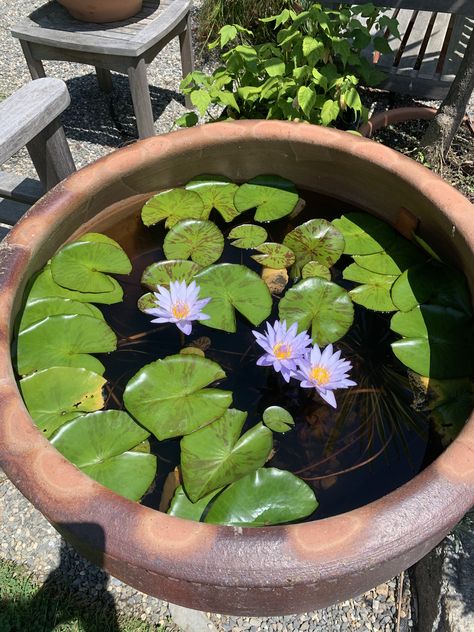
top-left (20, 367), bottom-right (106, 437)
top-left (50, 410), bottom-right (155, 501)
top-left (332, 212), bottom-right (397, 255)
top-left (193, 264), bottom-right (272, 332)
top-left (17, 314), bottom-right (116, 377)
top-left (19, 297), bottom-right (104, 332)
top-left (343, 263), bottom-right (398, 312)
top-left (141, 260), bottom-right (202, 291)
top-left (27, 266), bottom-right (123, 304)
top-left (141, 188), bottom-right (206, 229)
top-left (412, 232), bottom-right (442, 262)
top-left (123, 354), bottom-right (232, 440)
top-left (168, 485), bottom-right (222, 521)
top-left (50, 234), bottom-right (131, 294)
top-left (251, 243), bottom-right (295, 269)
top-left (163, 220), bottom-right (224, 267)
top-left (228, 224), bottom-right (268, 249)
top-left (390, 305), bottom-right (474, 378)
top-left (234, 175), bottom-right (299, 222)
top-left (391, 262), bottom-right (473, 315)
top-left (353, 235), bottom-right (427, 276)
top-left (181, 408), bottom-right (273, 502)
top-left (279, 277), bottom-right (354, 345)
top-left (262, 406), bottom-right (295, 433)
top-left (426, 378), bottom-right (473, 444)
top-left (301, 261), bottom-right (331, 281)
top-left (204, 468), bottom-right (318, 526)
top-left (185, 175), bottom-right (240, 222)
top-left (137, 292), bottom-right (156, 313)
top-left (283, 219), bottom-right (345, 279)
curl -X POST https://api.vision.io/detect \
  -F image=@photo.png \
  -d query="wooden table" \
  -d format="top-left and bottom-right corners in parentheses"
top-left (11, 0), bottom-right (194, 139)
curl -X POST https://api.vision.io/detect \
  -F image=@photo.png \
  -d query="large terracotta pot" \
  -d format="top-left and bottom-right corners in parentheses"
top-left (57, 0), bottom-right (143, 23)
top-left (0, 121), bottom-right (473, 616)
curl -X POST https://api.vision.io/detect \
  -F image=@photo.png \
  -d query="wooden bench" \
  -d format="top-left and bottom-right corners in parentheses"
top-left (0, 78), bottom-right (76, 240)
top-left (334, 0), bottom-right (474, 99)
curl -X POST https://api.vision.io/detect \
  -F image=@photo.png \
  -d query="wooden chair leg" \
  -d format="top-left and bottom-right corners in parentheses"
top-left (20, 40), bottom-right (46, 80)
top-left (127, 59), bottom-right (155, 139)
top-left (26, 119), bottom-right (76, 190)
top-left (179, 15), bottom-right (194, 109)
top-left (95, 67), bottom-right (114, 93)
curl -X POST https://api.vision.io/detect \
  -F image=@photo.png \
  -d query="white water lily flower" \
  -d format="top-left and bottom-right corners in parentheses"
top-left (146, 280), bottom-right (211, 335)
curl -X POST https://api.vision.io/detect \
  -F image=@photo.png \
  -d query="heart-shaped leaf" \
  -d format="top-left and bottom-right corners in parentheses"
top-left (168, 485), bottom-right (222, 521)
top-left (50, 410), bottom-right (155, 501)
top-left (163, 219), bottom-right (224, 267)
top-left (181, 408), bottom-right (273, 502)
top-left (279, 277), bottom-right (354, 345)
top-left (20, 367), bottom-right (106, 437)
top-left (283, 219), bottom-right (345, 279)
top-left (27, 266), bottom-right (123, 304)
top-left (301, 261), bottom-right (331, 281)
top-left (234, 175), bottom-right (299, 222)
top-left (123, 354), bottom-right (232, 440)
top-left (194, 264), bottom-right (272, 332)
top-left (17, 314), bottom-right (116, 377)
top-left (141, 260), bottom-right (202, 291)
top-left (204, 468), bottom-right (318, 526)
top-left (141, 188), bottom-right (205, 229)
top-left (50, 233), bottom-right (131, 293)
top-left (353, 235), bottom-right (427, 276)
top-left (343, 262), bottom-right (398, 311)
top-left (185, 175), bottom-right (240, 222)
top-left (228, 224), bottom-right (268, 249)
top-left (390, 305), bottom-right (474, 378)
top-left (19, 297), bottom-right (104, 332)
top-left (263, 406), bottom-right (295, 433)
top-left (332, 212), bottom-right (397, 255)
top-left (251, 243), bottom-right (295, 269)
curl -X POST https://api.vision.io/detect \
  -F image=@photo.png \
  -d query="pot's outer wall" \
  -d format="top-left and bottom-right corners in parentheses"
top-left (0, 121), bottom-right (473, 616)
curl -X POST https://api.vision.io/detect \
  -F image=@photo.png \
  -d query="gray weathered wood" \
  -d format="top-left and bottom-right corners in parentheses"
top-left (0, 199), bottom-right (30, 227)
top-left (0, 171), bottom-right (44, 205)
top-left (333, 0), bottom-right (473, 18)
top-left (0, 225), bottom-right (10, 241)
top-left (179, 13), bottom-right (194, 109)
top-left (95, 66), bottom-right (114, 93)
top-left (128, 58), bottom-right (155, 138)
top-left (26, 118), bottom-right (76, 190)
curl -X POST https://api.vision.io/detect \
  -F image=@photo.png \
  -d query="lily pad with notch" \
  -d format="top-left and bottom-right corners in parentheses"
top-left (251, 243), bottom-right (295, 269)
top-left (263, 406), bottom-right (295, 433)
top-left (301, 261), bottom-right (331, 281)
top-left (185, 174), bottom-right (240, 222)
top-left (234, 175), bottom-right (299, 222)
top-left (141, 188), bottom-right (206, 229)
top-left (168, 485), bottom-right (223, 521)
top-left (180, 408), bottom-right (273, 502)
top-left (353, 235), bottom-right (427, 276)
top-left (332, 211), bottom-right (397, 255)
top-left (279, 277), bottom-right (354, 345)
top-left (193, 263), bottom-right (272, 332)
top-left (123, 354), bottom-right (232, 440)
top-left (204, 468), bottom-right (318, 527)
top-left (141, 260), bottom-right (202, 291)
top-left (228, 224), bottom-right (268, 249)
top-left (343, 262), bottom-right (398, 312)
top-left (19, 297), bottom-right (104, 333)
top-left (50, 410), bottom-right (156, 501)
top-left (163, 219), bottom-right (224, 267)
top-left (20, 366), bottom-right (106, 438)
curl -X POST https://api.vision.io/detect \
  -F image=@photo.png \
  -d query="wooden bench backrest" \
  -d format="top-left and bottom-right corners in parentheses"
top-left (327, 1), bottom-right (474, 18)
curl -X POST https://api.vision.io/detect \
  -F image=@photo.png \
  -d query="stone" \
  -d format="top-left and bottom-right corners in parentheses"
top-left (168, 604), bottom-right (219, 632)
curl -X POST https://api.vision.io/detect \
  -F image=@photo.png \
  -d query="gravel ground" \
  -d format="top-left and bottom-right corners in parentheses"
top-left (0, 1), bottom-right (467, 631)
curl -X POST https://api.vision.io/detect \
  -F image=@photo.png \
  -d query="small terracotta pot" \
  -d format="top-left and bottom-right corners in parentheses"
top-left (359, 106), bottom-right (437, 138)
top-left (58, 0), bottom-right (143, 23)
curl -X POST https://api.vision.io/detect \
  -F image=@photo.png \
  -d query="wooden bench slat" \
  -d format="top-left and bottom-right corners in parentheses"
top-left (442, 15), bottom-right (474, 76)
top-left (417, 11), bottom-right (453, 77)
top-left (331, 0), bottom-right (474, 18)
top-left (396, 10), bottom-right (440, 72)
top-left (0, 199), bottom-right (30, 226)
top-left (0, 171), bottom-right (44, 205)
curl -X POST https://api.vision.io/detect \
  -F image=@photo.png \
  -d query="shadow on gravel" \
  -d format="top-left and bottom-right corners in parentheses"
top-left (0, 523), bottom-right (121, 632)
top-left (61, 73), bottom-right (184, 146)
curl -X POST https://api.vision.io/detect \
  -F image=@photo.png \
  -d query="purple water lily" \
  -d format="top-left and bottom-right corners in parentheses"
top-left (297, 344), bottom-right (356, 408)
top-left (252, 320), bottom-right (312, 382)
top-left (145, 280), bottom-right (211, 335)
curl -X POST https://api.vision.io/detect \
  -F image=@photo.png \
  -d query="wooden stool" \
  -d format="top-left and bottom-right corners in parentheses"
top-left (11, 0), bottom-right (194, 139)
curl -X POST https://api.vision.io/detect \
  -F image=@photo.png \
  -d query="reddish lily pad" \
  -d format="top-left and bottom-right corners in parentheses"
top-left (251, 243), bottom-right (295, 269)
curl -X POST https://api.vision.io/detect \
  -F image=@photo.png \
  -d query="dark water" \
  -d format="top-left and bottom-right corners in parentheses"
top-left (97, 190), bottom-right (439, 521)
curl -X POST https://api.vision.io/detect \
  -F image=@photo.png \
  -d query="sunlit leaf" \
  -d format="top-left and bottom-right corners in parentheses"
top-left (17, 314), bottom-right (116, 376)
top-left (343, 262), bottom-right (397, 311)
top-left (194, 264), bottom-right (272, 332)
top-left (332, 212), bottom-right (397, 255)
top-left (123, 354), bottom-right (232, 440)
top-left (168, 485), bottom-right (222, 521)
top-left (283, 219), bottom-right (345, 279)
top-left (204, 468), bottom-right (318, 526)
top-left (353, 235), bottom-right (427, 275)
top-left (163, 220), bottom-right (224, 267)
top-left (262, 406), bottom-right (294, 433)
top-left (141, 259), bottom-right (202, 291)
top-left (251, 243), bottom-right (295, 269)
top-left (185, 175), bottom-right (240, 222)
top-left (234, 175), bottom-right (299, 222)
top-left (279, 277), bottom-right (354, 345)
top-left (137, 292), bottom-right (157, 313)
top-left (181, 409), bottom-right (273, 502)
top-left (20, 367), bottom-right (105, 438)
top-left (141, 188), bottom-right (205, 229)
top-left (50, 410), bottom-right (155, 501)
top-left (228, 224), bottom-right (268, 249)
top-left (301, 261), bottom-right (331, 281)
top-left (412, 233), bottom-right (442, 262)
top-left (19, 297), bottom-right (104, 332)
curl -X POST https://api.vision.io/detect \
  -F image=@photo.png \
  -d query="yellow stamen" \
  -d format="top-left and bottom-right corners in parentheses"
top-left (172, 301), bottom-right (190, 320)
top-left (273, 342), bottom-right (292, 360)
top-left (310, 365), bottom-right (331, 386)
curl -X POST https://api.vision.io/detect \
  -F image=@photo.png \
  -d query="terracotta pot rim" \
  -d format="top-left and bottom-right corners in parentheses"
top-left (358, 106), bottom-right (437, 138)
top-left (0, 120), bottom-right (473, 613)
